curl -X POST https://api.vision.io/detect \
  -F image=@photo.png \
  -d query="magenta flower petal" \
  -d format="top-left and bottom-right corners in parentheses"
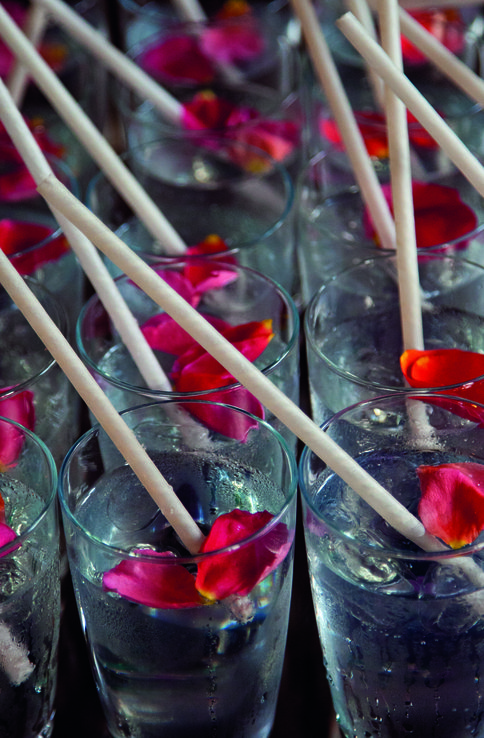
top-left (200, 18), bottom-right (265, 65)
top-left (0, 492), bottom-right (17, 557)
top-left (139, 35), bottom-right (215, 85)
top-left (150, 268), bottom-right (197, 306)
top-left (196, 509), bottom-right (292, 600)
top-left (0, 523), bottom-right (16, 550)
top-left (103, 550), bottom-right (205, 609)
top-left (418, 462), bottom-right (484, 548)
top-left (184, 387), bottom-right (264, 441)
top-left (0, 391), bottom-right (35, 471)
top-left (141, 313), bottom-right (230, 356)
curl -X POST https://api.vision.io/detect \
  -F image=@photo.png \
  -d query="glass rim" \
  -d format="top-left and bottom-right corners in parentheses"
top-left (85, 136), bottom-right (294, 253)
top-left (58, 398), bottom-right (298, 562)
top-left (304, 252), bottom-right (484, 392)
top-left (76, 260), bottom-right (299, 397)
top-left (0, 415), bottom-right (57, 555)
top-left (0, 276), bottom-right (67, 395)
top-left (299, 391), bottom-right (484, 561)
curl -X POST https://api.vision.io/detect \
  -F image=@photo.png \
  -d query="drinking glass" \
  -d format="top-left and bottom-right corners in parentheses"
top-left (0, 414), bottom-right (60, 738)
top-left (59, 399), bottom-right (297, 738)
top-left (115, 0), bottom-right (292, 61)
top-left (76, 259), bottom-right (299, 450)
top-left (305, 254), bottom-right (484, 425)
top-left (85, 135), bottom-right (298, 299)
top-left (0, 277), bottom-right (80, 467)
top-left (0, 153), bottom-right (84, 337)
top-left (300, 391), bottom-right (484, 738)
top-left (115, 33), bottom-right (306, 178)
top-left (296, 148), bottom-right (484, 305)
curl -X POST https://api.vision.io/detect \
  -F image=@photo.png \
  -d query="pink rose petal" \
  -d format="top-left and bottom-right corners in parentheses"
top-left (418, 462), bottom-right (484, 548)
top-left (196, 509), bottom-right (292, 600)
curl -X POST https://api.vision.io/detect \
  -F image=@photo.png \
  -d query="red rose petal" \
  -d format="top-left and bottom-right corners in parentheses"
top-left (401, 348), bottom-right (484, 424)
top-left (185, 235), bottom-right (238, 295)
top-left (0, 219), bottom-right (69, 275)
top-left (181, 93), bottom-right (299, 164)
top-left (103, 550), bottom-right (205, 609)
top-left (196, 509), bottom-right (292, 600)
top-left (364, 182), bottom-right (477, 249)
top-left (418, 462), bottom-right (484, 548)
top-left (401, 348), bottom-right (484, 388)
top-left (235, 119), bottom-right (300, 164)
top-left (320, 110), bottom-right (437, 160)
top-left (171, 319), bottom-right (274, 384)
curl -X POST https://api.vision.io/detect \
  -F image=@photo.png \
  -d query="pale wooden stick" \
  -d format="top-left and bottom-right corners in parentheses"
top-left (37, 170), bottom-right (453, 553)
top-left (6, 1), bottom-right (48, 106)
top-left (0, 72), bottom-right (175, 394)
top-left (345, 0), bottom-right (385, 109)
top-left (336, 11), bottom-right (484, 199)
top-left (289, 0), bottom-right (396, 250)
top-left (0, 2), bottom-right (187, 256)
top-left (34, 0), bottom-right (183, 124)
top-left (0, 246), bottom-right (205, 554)
top-left (397, 5), bottom-right (484, 107)
top-left (378, 0), bottom-right (424, 353)
top-left (171, 0), bottom-right (206, 22)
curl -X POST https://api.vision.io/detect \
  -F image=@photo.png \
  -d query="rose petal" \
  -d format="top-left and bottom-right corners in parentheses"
top-left (418, 462), bottom-right (484, 548)
top-left (320, 110), bottom-right (437, 160)
top-left (0, 491), bottom-right (18, 557)
top-left (103, 550), bottom-right (205, 609)
top-left (364, 182), bottom-right (477, 249)
top-left (139, 35), bottom-right (215, 85)
top-left (0, 391), bottom-right (35, 471)
top-left (0, 219), bottom-right (69, 275)
top-left (234, 119), bottom-right (300, 164)
top-left (401, 348), bottom-right (484, 424)
top-left (150, 269), bottom-right (197, 306)
top-left (141, 312), bottom-right (229, 356)
top-left (401, 348), bottom-right (484, 388)
top-left (0, 522), bottom-right (16, 550)
top-left (185, 235), bottom-right (238, 296)
top-left (200, 17), bottom-right (265, 66)
top-left (171, 319), bottom-right (274, 384)
top-left (181, 93), bottom-right (299, 163)
top-left (196, 509), bottom-right (292, 600)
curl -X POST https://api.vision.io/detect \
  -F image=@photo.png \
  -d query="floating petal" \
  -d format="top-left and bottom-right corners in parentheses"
top-left (418, 462), bottom-right (484, 548)
top-left (0, 391), bottom-right (35, 471)
top-left (196, 509), bottom-right (292, 600)
top-left (401, 348), bottom-right (484, 424)
top-left (364, 182), bottom-right (477, 249)
top-left (139, 35), bottom-right (215, 84)
top-left (103, 550), bottom-right (205, 609)
top-left (141, 312), bottom-right (229, 356)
